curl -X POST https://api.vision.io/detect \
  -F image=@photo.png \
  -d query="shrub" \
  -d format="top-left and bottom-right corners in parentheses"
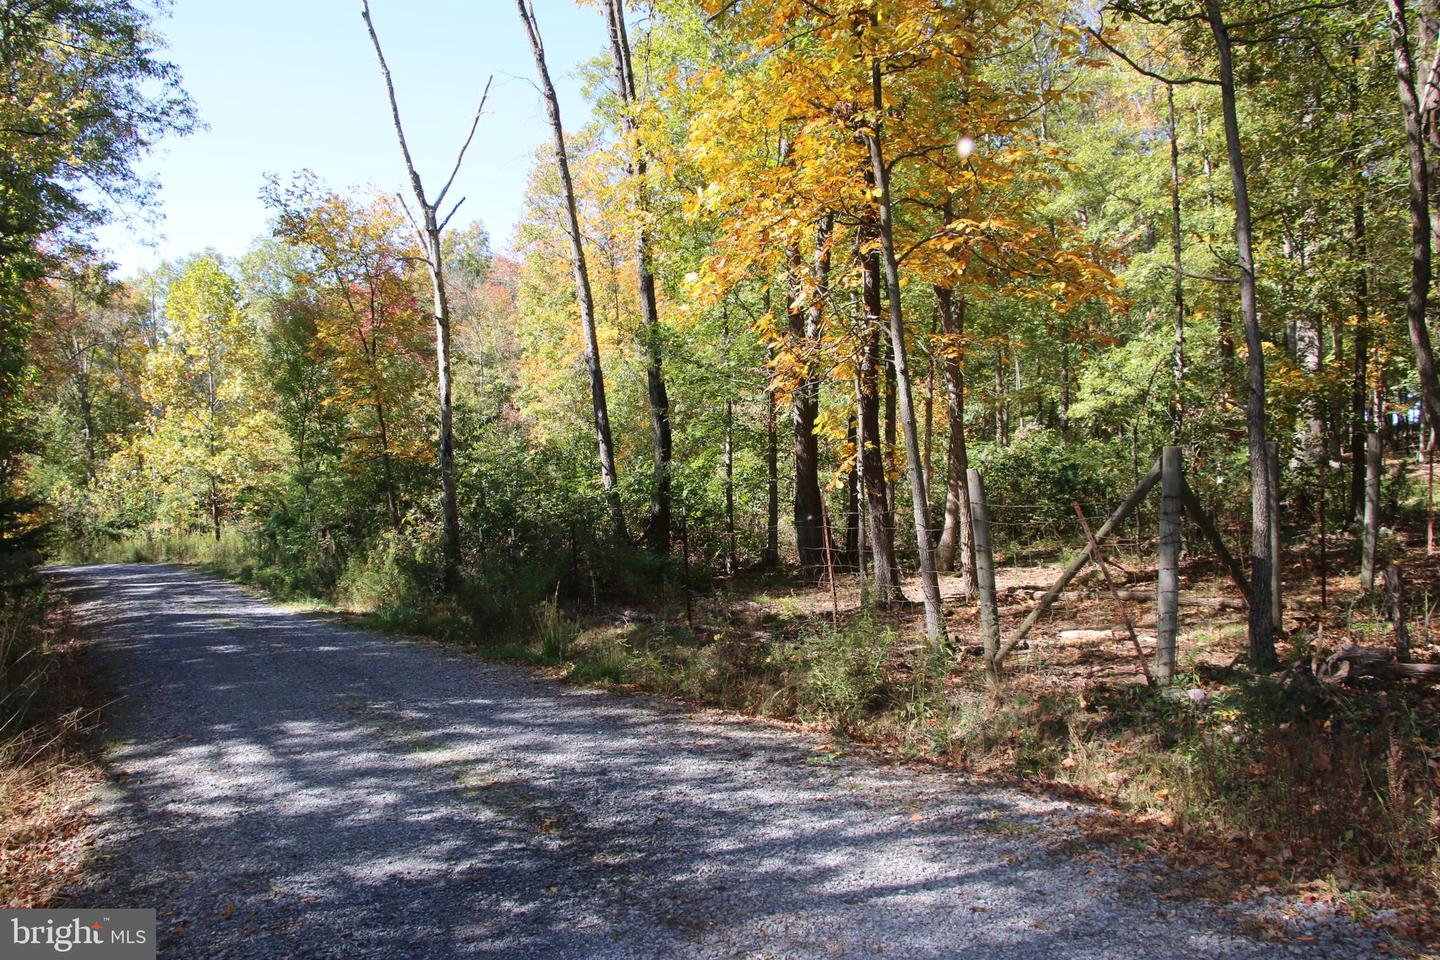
top-left (0, 577), bottom-right (48, 730)
top-left (335, 528), bottom-right (443, 614)
top-left (794, 612), bottom-right (898, 732)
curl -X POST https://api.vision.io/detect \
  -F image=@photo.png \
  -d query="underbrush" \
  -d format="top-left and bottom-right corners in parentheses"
top-left (498, 605), bottom-right (919, 733)
top-left (0, 581), bottom-right (104, 907)
top-left (73, 526), bottom-right (1440, 918)
top-left (77, 526), bottom-right (682, 642)
top-left (493, 596), bottom-right (1440, 915)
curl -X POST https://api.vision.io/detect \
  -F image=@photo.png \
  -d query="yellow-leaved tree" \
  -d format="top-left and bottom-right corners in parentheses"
top-left (137, 254), bottom-right (285, 541)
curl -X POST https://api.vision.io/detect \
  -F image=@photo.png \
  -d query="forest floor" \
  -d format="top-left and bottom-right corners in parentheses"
top-left (38, 563), bottom-right (1417, 958)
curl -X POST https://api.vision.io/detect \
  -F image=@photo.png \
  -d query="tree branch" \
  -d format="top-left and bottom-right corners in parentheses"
top-left (361, 0), bottom-right (430, 210)
top-left (1086, 27), bottom-right (1221, 87)
top-left (435, 75), bottom-right (493, 208)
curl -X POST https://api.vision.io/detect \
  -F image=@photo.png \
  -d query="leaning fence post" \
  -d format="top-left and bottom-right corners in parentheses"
top-left (1156, 445), bottom-right (1183, 685)
top-left (1000, 458), bottom-right (1163, 660)
top-left (967, 468), bottom-right (1001, 685)
top-left (1361, 431), bottom-right (1381, 591)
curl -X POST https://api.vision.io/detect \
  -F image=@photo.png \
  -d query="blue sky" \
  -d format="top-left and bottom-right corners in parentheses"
top-left (95, 0), bottom-right (605, 276)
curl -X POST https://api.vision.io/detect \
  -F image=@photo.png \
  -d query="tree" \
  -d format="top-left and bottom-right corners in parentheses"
top-left (0, 0), bottom-right (193, 553)
top-left (361, 0), bottom-right (492, 576)
top-left (1383, 0), bottom-right (1440, 437)
top-left (1097, 0), bottom-right (1280, 668)
top-left (264, 177), bottom-right (430, 531)
top-left (859, 39), bottom-right (946, 645)
top-left (516, 0), bottom-right (629, 543)
top-left (141, 255), bottom-right (282, 540)
top-left (602, 0), bottom-right (675, 554)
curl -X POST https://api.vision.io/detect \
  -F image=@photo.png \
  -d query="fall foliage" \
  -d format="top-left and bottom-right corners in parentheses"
top-left (6, 0), bottom-right (1440, 930)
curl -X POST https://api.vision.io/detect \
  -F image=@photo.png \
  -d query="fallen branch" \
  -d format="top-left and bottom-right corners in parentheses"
top-left (999, 458), bottom-right (1162, 659)
top-left (1076, 566), bottom-right (1157, 586)
top-left (1181, 481), bottom-right (1251, 607)
top-left (998, 587), bottom-right (1243, 610)
top-left (1059, 628), bottom-right (1158, 644)
top-left (1318, 644), bottom-right (1440, 683)
top-left (1074, 500), bottom-right (1153, 686)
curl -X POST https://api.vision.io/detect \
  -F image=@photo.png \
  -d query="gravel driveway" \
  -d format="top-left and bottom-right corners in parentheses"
top-left (48, 564), bottom-right (1393, 959)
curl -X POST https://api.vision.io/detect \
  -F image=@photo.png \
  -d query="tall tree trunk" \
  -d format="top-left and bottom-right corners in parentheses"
top-left (858, 276), bottom-right (904, 604)
top-left (763, 285), bottom-right (780, 569)
top-left (516, 0), bottom-right (627, 542)
top-left (923, 345), bottom-right (934, 507)
top-left (844, 415), bottom-right (859, 564)
top-left (863, 59), bottom-right (945, 644)
top-left (1012, 352), bottom-right (1024, 434)
top-left (603, 0), bottom-right (672, 554)
top-left (1168, 84), bottom-right (1186, 440)
top-left (722, 304), bottom-right (737, 576)
top-left (423, 235), bottom-right (462, 560)
top-left (361, 1), bottom-right (484, 573)
top-left (1386, 0), bottom-right (1440, 436)
top-left (994, 348), bottom-right (1009, 446)
top-left (788, 217), bottom-right (831, 577)
top-left (934, 286), bottom-right (976, 599)
top-left (724, 395), bottom-right (736, 575)
top-left (1205, 0), bottom-right (1276, 668)
top-left (1351, 201), bottom-right (1371, 521)
top-left (882, 330), bottom-right (897, 515)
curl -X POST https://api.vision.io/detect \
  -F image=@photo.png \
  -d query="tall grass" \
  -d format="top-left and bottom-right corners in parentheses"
top-left (0, 577), bottom-right (51, 732)
top-left (77, 530), bottom-right (252, 569)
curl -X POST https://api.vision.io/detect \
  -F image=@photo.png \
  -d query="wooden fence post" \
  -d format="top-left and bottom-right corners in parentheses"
top-left (1156, 445), bottom-right (1183, 685)
top-left (1361, 431), bottom-right (1381, 591)
top-left (1266, 440), bottom-right (1282, 631)
top-left (967, 468), bottom-right (1001, 686)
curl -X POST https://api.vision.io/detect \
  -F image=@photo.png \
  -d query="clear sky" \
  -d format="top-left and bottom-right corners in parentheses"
top-left (94, 0), bottom-right (605, 276)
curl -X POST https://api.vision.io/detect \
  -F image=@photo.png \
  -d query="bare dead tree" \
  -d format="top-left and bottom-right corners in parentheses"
top-left (360, 0), bottom-right (492, 578)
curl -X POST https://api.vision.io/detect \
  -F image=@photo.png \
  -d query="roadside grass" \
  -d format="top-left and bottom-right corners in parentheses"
top-left (80, 529), bottom-right (1440, 937)
top-left (476, 594), bottom-right (1440, 936)
top-left (0, 586), bottom-right (105, 908)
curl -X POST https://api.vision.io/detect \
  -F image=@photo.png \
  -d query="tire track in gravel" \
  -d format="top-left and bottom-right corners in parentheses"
top-left (48, 564), bottom-right (1394, 959)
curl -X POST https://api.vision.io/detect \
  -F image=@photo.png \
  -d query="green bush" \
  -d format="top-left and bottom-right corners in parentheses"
top-left (794, 612), bottom-right (898, 732)
top-left (532, 596), bottom-right (574, 661)
top-left (972, 429), bottom-right (1130, 552)
top-left (335, 528), bottom-right (444, 614)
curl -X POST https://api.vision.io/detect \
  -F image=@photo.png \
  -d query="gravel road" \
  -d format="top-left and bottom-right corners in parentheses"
top-left (48, 563), bottom-right (1394, 959)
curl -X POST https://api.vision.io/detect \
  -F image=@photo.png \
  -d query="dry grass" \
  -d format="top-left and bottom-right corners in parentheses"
top-left (508, 526), bottom-right (1440, 945)
top-left (0, 603), bottom-right (105, 908)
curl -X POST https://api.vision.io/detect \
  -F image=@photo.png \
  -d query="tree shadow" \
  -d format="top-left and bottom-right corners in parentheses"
top-left (44, 564), bottom-right (1384, 959)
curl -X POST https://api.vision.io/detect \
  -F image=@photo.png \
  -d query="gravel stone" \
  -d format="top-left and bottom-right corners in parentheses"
top-left (48, 564), bottom-right (1398, 959)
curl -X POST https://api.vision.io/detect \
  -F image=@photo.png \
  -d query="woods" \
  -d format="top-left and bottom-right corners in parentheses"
top-left (6, 0), bottom-right (1440, 928)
